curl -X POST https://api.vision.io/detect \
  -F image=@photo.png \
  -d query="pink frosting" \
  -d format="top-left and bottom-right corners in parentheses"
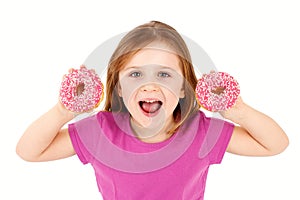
top-left (59, 66), bottom-right (103, 113)
top-left (195, 72), bottom-right (240, 111)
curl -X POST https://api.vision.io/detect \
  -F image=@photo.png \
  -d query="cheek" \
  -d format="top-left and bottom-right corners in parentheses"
top-left (162, 88), bottom-right (180, 107)
top-left (160, 78), bottom-right (185, 98)
top-left (118, 79), bottom-right (138, 106)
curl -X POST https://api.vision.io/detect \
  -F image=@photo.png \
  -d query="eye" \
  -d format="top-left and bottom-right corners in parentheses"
top-left (158, 72), bottom-right (171, 78)
top-left (129, 71), bottom-right (142, 77)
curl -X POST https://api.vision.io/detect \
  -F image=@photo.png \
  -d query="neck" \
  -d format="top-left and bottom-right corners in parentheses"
top-left (130, 117), bottom-right (175, 143)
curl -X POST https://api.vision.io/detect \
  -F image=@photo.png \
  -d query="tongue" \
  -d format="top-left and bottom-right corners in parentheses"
top-left (141, 102), bottom-right (161, 113)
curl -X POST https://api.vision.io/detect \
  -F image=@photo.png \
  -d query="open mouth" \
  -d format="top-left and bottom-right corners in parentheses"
top-left (139, 100), bottom-right (163, 115)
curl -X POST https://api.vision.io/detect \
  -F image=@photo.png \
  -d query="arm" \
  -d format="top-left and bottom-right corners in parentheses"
top-left (222, 97), bottom-right (289, 156)
top-left (16, 102), bottom-right (76, 162)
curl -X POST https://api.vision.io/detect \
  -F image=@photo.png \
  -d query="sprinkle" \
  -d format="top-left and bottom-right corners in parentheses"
top-left (59, 66), bottom-right (104, 113)
top-left (195, 72), bottom-right (240, 111)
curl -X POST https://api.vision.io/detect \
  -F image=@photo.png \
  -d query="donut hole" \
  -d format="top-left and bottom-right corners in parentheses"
top-left (211, 86), bottom-right (225, 95)
top-left (76, 82), bottom-right (85, 96)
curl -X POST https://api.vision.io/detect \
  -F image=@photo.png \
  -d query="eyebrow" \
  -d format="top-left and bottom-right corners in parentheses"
top-left (122, 66), bottom-right (140, 71)
top-left (120, 66), bottom-right (141, 75)
top-left (159, 66), bottom-right (177, 72)
top-left (123, 65), bottom-right (177, 72)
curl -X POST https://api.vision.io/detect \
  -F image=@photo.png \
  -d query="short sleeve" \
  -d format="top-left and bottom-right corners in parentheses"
top-left (198, 113), bottom-right (234, 165)
top-left (68, 122), bottom-right (93, 165)
top-left (208, 120), bottom-right (234, 164)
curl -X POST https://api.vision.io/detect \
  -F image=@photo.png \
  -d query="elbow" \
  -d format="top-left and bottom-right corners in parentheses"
top-left (268, 135), bottom-right (289, 156)
top-left (16, 143), bottom-right (40, 162)
top-left (16, 151), bottom-right (39, 162)
top-left (15, 145), bottom-right (30, 162)
top-left (277, 132), bottom-right (289, 154)
top-left (278, 136), bottom-right (289, 154)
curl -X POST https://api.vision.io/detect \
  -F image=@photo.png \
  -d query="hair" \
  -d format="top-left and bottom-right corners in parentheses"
top-left (104, 20), bottom-right (200, 134)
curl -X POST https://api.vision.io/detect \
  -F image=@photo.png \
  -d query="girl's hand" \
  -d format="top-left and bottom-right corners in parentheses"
top-left (56, 101), bottom-right (76, 120)
top-left (218, 96), bottom-right (246, 123)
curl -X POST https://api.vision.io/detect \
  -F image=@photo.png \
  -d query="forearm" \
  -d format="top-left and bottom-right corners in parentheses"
top-left (222, 98), bottom-right (289, 155)
top-left (236, 104), bottom-right (288, 153)
top-left (16, 103), bottom-right (74, 161)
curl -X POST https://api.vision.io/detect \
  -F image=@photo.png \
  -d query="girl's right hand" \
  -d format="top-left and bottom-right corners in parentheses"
top-left (56, 101), bottom-right (77, 120)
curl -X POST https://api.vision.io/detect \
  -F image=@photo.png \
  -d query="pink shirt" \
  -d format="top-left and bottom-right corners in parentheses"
top-left (69, 111), bottom-right (234, 200)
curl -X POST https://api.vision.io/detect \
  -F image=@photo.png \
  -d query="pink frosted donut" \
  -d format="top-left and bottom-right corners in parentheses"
top-left (195, 72), bottom-right (240, 111)
top-left (59, 66), bottom-right (104, 113)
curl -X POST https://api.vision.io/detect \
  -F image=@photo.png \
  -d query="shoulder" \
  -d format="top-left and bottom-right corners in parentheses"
top-left (70, 111), bottom-right (131, 140)
top-left (68, 111), bottom-right (109, 135)
top-left (195, 111), bottom-right (234, 163)
top-left (196, 110), bottom-right (234, 132)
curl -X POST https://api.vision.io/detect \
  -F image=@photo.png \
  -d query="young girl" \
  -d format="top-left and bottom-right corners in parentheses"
top-left (16, 21), bottom-right (289, 199)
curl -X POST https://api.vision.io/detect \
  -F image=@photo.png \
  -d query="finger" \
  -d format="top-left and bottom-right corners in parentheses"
top-left (80, 64), bottom-right (87, 69)
top-left (201, 70), bottom-right (216, 77)
top-left (68, 68), bottom-right (75, 73)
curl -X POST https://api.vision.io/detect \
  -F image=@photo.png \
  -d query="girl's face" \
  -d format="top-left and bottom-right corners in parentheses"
top-left (118, 47), bottom-right (185, 136)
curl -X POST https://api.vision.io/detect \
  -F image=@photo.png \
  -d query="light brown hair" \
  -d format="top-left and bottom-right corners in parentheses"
top-left (104, 21), bottom-right (200, 134)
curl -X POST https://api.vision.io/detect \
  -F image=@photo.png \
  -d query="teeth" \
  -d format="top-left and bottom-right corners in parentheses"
top-left (144, 100), bottom-right (157, 103)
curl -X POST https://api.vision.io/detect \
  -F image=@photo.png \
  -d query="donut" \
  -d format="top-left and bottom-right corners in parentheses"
top-left (59, 65), bottom-right (104, 113)
top-left (195, 72), bottom-right (240, 111)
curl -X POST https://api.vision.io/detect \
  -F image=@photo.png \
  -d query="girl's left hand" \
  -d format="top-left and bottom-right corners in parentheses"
top-left (219, 96), bottom-right (247, 124)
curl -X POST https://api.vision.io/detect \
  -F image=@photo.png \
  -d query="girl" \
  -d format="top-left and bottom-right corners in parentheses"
top-left (16, 21), bottom-right (289, 199)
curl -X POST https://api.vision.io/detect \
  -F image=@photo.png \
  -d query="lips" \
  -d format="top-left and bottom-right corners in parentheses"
top-left (139, 99), bottom-right (163, 114)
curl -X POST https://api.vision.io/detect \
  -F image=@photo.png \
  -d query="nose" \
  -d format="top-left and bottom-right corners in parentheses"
top-left (140, 83), bottom-right (160, 92)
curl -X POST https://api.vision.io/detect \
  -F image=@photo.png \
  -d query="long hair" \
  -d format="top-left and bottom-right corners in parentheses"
top-left (104, 21), bottom-right (200, 134)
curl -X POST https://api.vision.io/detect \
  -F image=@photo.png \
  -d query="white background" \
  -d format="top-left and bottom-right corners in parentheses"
top-left (1, 0), bottom-right (299, 199)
